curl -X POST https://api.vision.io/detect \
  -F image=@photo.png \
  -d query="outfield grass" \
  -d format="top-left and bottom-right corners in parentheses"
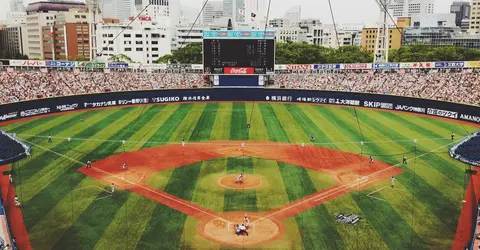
top-left (1, 102), bottom-right (477, 250)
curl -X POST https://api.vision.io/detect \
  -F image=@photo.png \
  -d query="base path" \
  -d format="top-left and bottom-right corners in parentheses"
top-left (78, 141), bottom-right (401, 247)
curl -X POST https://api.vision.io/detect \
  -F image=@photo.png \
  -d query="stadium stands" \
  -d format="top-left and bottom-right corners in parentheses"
top-left (0, 69), bottom-right (479, 106)
top-left (0, 131), bottom-right (30, 165)
top-left (450, 131), bottom-right (480, 167)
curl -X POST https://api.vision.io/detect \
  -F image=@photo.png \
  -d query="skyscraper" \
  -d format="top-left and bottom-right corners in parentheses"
top-left (100, 0), bottom-right (135, 21)
top-left (223, 0), bottom-right (245, 24)
top-left (10, 0), bottom-right (25, 12)
top-left (389, 0), bottom-right (434, 18)
top-left (470, 0), bottom-right (480, 32)
top-left (202, 1), bottom-right (223, 25)
top-left (450, 1), bottom-right (471, 27)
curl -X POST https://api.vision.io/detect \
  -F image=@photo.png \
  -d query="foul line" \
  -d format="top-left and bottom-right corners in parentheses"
top-left (17, 137), bottom-right (232, 224)
top-left (251, 141), bottom-right (456, 224)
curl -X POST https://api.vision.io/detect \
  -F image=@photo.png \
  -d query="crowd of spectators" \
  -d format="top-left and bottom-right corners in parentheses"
top-left (0, 69), bottom-right (479, 106)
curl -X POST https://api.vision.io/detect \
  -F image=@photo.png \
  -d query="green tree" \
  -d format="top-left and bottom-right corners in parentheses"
top-left (108, 54), bottom-right (134, 63)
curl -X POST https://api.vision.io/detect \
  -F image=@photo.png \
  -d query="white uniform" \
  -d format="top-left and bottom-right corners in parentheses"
top-left (111, 184), bottom-right (115, 193)
top-left (123, 163), bottom-right (127, 170)
top-left (391, 177), bottom-right (395, 188)
top-left (237, 174), bottom-right (243, 182)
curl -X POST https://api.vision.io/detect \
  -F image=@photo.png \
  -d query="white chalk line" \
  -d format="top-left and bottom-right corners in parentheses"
top-left (251, 141), bottom-right (456, 225)
top-left (74, 185), bottom-right (114, 201)
top-left (17, 137), bottom-right (233, 224)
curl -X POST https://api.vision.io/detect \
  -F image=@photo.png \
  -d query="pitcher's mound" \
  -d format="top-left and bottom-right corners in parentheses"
top-left (198, 212), bottom-right (282, 246)
top-left (219, 175), bottom-right (262, 190)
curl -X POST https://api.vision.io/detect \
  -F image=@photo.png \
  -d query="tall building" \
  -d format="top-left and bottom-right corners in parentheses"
top-left (100, 0), bottom-right (134, 21)
top-left (10, 0), bottom-right (25, 12)
top-left (283, 5), bottom-right (301, 26)
top-left (0, 26), bottom-right (27, 56)
top-left (223, 0), bottom-right (245, 24)
top-left (42, 9), bottom-right (90, 61)
top-left (202, 1), bottom-right (223, 25)
top-left (389, 0), bottom-right (435, 18)
top-left (469, 0), bottom-right (480, 32)
top-left (450, 1), bottom-right (471, 27)
top-left (25, 1), bottom-right (86, 59)
top-left (136, 0), bottom-right (181, 25)
top-left (5, 11), bottom-right (27, 26)
top-left (96, 19), bottom-right (172, 63)
top-left (361, 27), bottom-right (403, 54)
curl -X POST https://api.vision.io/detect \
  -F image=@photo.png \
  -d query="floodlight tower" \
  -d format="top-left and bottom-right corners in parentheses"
top-left (374, 0), bottom-right (392, 63)
top-left (86, 0), bottom-right (101, 61)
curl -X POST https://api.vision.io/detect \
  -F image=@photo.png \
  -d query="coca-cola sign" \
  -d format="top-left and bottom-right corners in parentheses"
top-left (224, 67), bottom-right (254, 74)
top-left (286, 64), bottom-right (313, 70)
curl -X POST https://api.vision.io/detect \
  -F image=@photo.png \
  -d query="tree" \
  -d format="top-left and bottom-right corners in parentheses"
top-left (155, 42), bottom-right (202, 64)
top-left (108, 54), bottom-right (134, 63)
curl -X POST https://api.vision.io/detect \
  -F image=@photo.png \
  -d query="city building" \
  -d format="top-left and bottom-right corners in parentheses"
top-left (202, 1), bottom-right (223, 25)
top-left (361, 27), bottom-right (403, 54)
top-left (321, 24), bottom-right (363, 48)
top-left (172, 25), bottom-right (205, 50)
top-left (0, 26), bottom-right (27, 55)
top-left (389, 0), bottom-right (435, 18)
top-left (96, 19), bottom-right (172, 63)
top-left (299, 19), bottom-right (322, 45)
top-left (10, 0), bottom-right (25, 12)
top-left (41, 9), bottom-right (90, 61)
top-left (283, 5), bottom-right (301, 26)
top-left (25, 1), bottom-right (86, 59)
top-left (470, 0), bottom-right (480, 32)
top-left (269, 18), bottom-right (289, 28)
top-left (274, 26), bottom-right (307, 43)
top-left (244, 0), bottom-right (267, 29)
top-left (5, 11), bottom-right (27, 26)
top-left (397, 17), bottom-right (412, 27)
top-left (135, 0), bottom-right (181, 26)
top-left (403, 26), bottom-right (480, 48)
top-left (223, 0), bottom-right (245, 24)
top-left (411, 13), bottom-right (456, 27)
top-left (450, 1), bottom-right (471, 27)
top-left (100, 0), bottom-right (134, 22)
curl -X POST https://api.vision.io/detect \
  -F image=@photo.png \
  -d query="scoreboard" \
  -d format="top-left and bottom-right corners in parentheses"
top-left (202, 30), bottom-right (275, 75)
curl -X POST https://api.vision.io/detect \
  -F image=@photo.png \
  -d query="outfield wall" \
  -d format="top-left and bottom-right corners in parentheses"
top-left (0, 89), bottom-right (479, 124)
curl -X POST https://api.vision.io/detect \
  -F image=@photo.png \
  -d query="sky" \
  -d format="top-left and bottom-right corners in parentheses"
top-left (1, 0), bottom-right (456, 25)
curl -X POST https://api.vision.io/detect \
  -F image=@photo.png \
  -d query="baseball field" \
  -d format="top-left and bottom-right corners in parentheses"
top-left (0, 102), bottom-right (478, 250)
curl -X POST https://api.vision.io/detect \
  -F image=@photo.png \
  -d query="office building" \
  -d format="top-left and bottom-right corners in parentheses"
top-left (411, 13), bottom-right (456, 27)
top-left (361, 27), bottom-right (403, 53)
top-left (403, 26), bottom-right (480, 48)
top-left (100, 0), bottom-right (134, 22)
top-left (42, 9), bottom-right (90, 61)
top-left (202, 1), bottom-right (223, 25)
top-left (389, 0), bottom-right (435, 18)
top-left (284, 5), bottom-right (301, 25)
top-left (0, 26), bottom-right (27, 56)
top-left (450, 1), bottom-right (471, 27)
top-left (470, 0), bottom-right (480, 32)
top-left (25, 1), bottom-right (86, 59)
top-left (10, 0), bottom-right (25, 12)
top-left (5, 11), bottom-right (27, 26)
top-left (96, 19), bottom-right (172, 64)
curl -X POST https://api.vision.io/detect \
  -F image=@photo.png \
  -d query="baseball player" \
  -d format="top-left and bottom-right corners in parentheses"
top-left (9, 174), bottom-right (12, 184)
top-left (402, 155), bottom-right (407, 164)
top-left (369, 156), bottom-right (374, 163)
top-left (310, 135), bottom-right (315, 142)
top-left (391, 176), bottom-right (395, 188)
top-left (181, 137), bottom-right (185, 147)
top-left (122, 163), bottom-right (128, 170)
top-left (237, 173), bottom-right (243, 183)
top-left (451, 132), bottom-right (455, 141)
top-left (48, 135), bottom-right (52, 143)
top-left (86, 161), bottom-right (92, 169)
top-left (111, 183), bottom-right (115, 194)
top-left (247, 121), bottom-right (250, 128)
top-left (244, 215), bottom-right (250, 227)
top-left (301, 143), bottom-right (305, 148)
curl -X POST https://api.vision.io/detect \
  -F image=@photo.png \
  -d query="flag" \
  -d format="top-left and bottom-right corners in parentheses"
top-left (239, 9), bottom-right (244, 15)
top-left (251, 13), bottom-right (256, 18)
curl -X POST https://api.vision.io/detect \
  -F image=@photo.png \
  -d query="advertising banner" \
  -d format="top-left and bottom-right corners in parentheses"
top-left (46, 61), bottom-right (76, 67)
top-left (466, 61), bottom-right (480, 68)
top-left (108, 63), bottom-right (129, 68)
top-left (0, 89), bottom-right (478, 125)
top-left (10, 60), bottom-right (46, 67)
top-left (343, 63), bottom-right (371, 69)
top-left (275, 65), bottom-right (287, 70)
top-left (434, 61), bottom-right (464, 68)
top-left (192, 64), bottom-right (203, 70)
top-left (314, 64), bottom-right (341, 70)
top-left (78, 62), bottom-right (106, 68)
top-left (286, 64), bottom-right (313, 70)
top-left (372, 63), bottom-right (400, 69)
top-left (412, 62), bottom-right (434, 68)
top-left (223, 67), bottom-right (255, 74)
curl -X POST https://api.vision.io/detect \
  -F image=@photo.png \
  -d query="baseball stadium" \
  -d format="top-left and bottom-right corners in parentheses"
top-left (0, 4), bottom-right (480, 250)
